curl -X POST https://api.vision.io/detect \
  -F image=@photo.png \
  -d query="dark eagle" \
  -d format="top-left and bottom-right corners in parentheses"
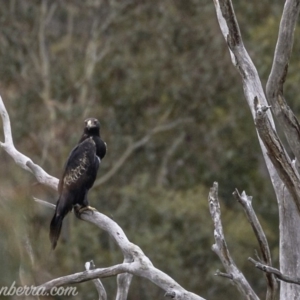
top-left (49, 118), bottom-right (106, 250)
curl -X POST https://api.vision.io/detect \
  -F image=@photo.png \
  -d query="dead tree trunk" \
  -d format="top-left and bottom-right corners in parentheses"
top-left (212, 0), bottom-right (300, 298)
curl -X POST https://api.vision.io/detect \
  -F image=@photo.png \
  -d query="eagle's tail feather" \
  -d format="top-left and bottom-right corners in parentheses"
top-left (49, 213), bottom-right (64, 250)
top-left (50, 193), bottom-right (73, 250)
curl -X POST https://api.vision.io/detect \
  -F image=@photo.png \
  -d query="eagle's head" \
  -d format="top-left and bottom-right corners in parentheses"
top-left (84, 118), bottom-right (100, 130)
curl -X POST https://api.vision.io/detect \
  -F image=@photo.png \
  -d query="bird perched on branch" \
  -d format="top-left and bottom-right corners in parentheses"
top-left (49, 118), bottom-right (106, 250)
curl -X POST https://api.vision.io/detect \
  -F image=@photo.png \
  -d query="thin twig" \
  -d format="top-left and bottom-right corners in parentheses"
top-left (33, 197), bottom-right (56, 209)
top-left (249, 257), bottom-right (300, 285)
top-left (214, 270), bottom-right (233, 280)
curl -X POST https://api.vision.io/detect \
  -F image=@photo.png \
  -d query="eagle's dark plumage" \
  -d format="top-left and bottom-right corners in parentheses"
top-left (50, 118), bottom-right (106, 250)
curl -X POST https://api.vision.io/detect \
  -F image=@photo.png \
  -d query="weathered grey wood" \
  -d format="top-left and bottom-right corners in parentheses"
top-left (233, 189), bottom-right (277, 300)
top-left (212, 0), bottom-right (282, 190)
top-left (85, 261), bottom-right (107, 300)
top-left (78, 210), bottom-right (205, 300)
top-left (264, 3), bottom-right (300, 297)
top-left (211, 1), bottom-right (300, 300)
top-left (266, 0), bottom-right (300, 163)
top-left (116, 273), bottom-right (133, 300)
top-left (0, 97), bottom-right (58, 190)
top-left (255, 103), bottom-right (300, 214)
top-left (208, 182), bottom-right (260, 300)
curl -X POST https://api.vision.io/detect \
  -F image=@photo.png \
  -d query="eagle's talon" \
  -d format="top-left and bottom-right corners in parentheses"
top-left (79, 205), bottom-right (97, 213)
top-left (74, 205), bottom-right (97, 217)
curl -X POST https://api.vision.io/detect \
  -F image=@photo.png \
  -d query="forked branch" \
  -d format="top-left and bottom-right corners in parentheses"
top-left (0, 95), bottom-right (205, 300)
top-left (208, 182), bottom-right (259, 300)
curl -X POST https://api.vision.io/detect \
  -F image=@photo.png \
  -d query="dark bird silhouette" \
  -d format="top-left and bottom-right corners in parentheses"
top-left (49, 118), bottom-right (106, 250)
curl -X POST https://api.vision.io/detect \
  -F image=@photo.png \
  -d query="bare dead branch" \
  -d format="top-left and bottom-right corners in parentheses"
top-left (212, 1), bottom-right (300, 298)
top-left (37, 257), bottom-right (204, 300)
top-left (85, 261), bottom-right (107, 300)
top-left (254, 101), bottom-right (300, 214)
top-left (213, 0), bottom-right (268, 114)
top-left (35, 196), bottom-right (207, 299)
top-left (37, 263), bottom-right (129, 291)
top-left (212, 0), bottom-right (283, 193)
top-left (116, 273), bottom-right (133, 300)
top-left (233, 189), bottom-right (277, 299)
top-left (266, 0), bottom-right (300, 162)
top-left (248, 257), bottom-right (300, 286)
top-left (0, 96), bottom-right (58, 190)
top-left (77, 209), bottom-right (205, 300)
top-left (0, 94), bottom-right (206, 299)
top-left (0, 96), bottom-right (202, 298)
top-left (208, 182), bottom-right (259, 300)
top-left (29, 203), bottom-right (205, 300)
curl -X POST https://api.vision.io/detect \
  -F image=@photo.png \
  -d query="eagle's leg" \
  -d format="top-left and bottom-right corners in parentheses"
top-left (73, 193), bottom-right (97, 217)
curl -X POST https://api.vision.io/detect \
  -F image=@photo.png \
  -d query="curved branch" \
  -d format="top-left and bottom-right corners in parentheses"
top-left (38, 256), bottom-right (204, 300)
top-left (0, 96), bottom-right (58, 190)
top-left (37, 263), bottom-right (129, 291)
top-left (208, 182), bottom-right (259, 300)
top-left (29, 205), bottom-right (206, 300)
top-left (76, 209), bottom-right (205, 300)
top-left (0, 93), bottom-right (204, 300)
top-left (0, 96), bottom-right (203, 300)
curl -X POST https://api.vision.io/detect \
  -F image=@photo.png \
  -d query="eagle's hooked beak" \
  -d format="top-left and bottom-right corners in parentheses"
top-left (87, 120), bottom-right (93, 128)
